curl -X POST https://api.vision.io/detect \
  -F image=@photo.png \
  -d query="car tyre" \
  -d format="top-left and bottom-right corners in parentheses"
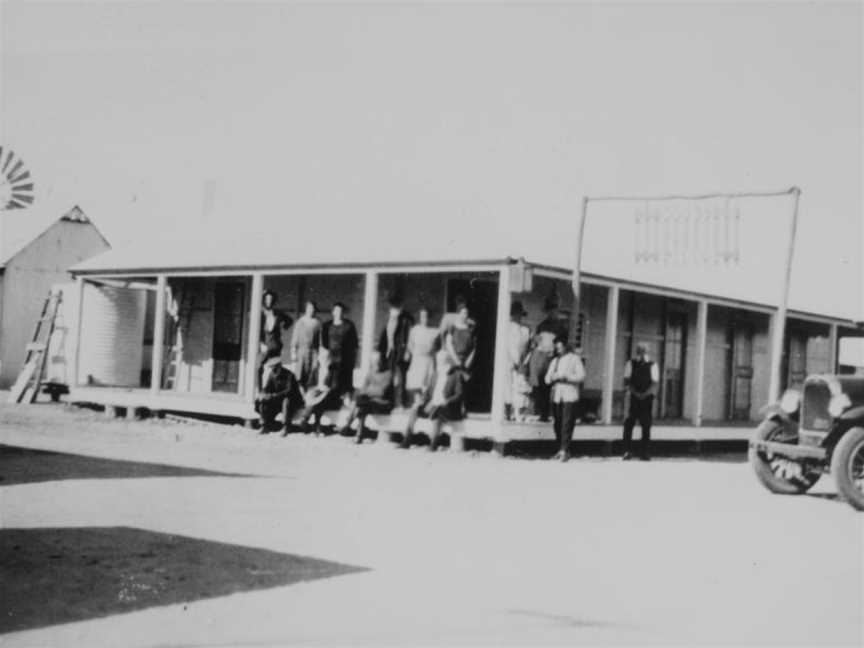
top-left (750, 419), bottom-right (820, 495)
top-left (830, 426), bottom-right (864, 511)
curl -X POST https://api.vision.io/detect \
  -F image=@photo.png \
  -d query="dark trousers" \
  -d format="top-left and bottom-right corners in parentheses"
top-left (552, 400), bottom-right (578, 454)
top-left (623, 395), bottom-right (653, 455)
top-left (534, 382), bottom-right (552, 421)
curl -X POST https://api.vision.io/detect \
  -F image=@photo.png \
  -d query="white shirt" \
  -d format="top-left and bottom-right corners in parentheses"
top-left (545, 352), bottom-right (586, 403)
top-left (507, 321), bottom-right (531, 367)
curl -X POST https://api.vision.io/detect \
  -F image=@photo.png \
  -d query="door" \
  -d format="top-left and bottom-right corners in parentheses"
top-left (728, 318), bottom-right (754, 420)
top-left (661, 310), bottom-right (687, 419)
top-left (211, 282), bottom-right (246, 393)
top-left (784, 332), bottom-right (808, 389)
top-left (446, 277), bottom-right (499, 413)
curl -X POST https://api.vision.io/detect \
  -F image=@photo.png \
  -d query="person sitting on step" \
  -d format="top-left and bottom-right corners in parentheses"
top-left (340, 353), bottom-right (394, 444)
top-left (424, 350), bottom-right (468, 452)
top-left (255, 346), bottom-right (304, 435)
top-left (299, 349), bottom-right (342, 435)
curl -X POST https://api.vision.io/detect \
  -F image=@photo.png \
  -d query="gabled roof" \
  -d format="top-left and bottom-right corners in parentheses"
top-left (1, 204), bottom-right (109, 267)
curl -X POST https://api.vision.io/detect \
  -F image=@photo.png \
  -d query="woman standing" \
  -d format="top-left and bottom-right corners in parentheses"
top-left (321, 302), bottom-right (359, 400)
top-left (444, 298), bottom-right (476, 372)
top-left (291, 300), bottom-right (322, 389)
top-left (400, 306), bottom-right (440, 448)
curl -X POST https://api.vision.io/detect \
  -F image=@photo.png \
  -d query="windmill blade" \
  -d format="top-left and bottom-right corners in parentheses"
top-left (9, 169), bottom-right (30, 184)
top-left (9, 159), bottom-right (23, 178)
top-left (11, 193), bottom-right (34, 204)
top-left (2, 150), bottom-right (13, 173)
top-left (7, 199), bottom-right (28, 209)
top-left (12, 183), bottom-right (33, 193)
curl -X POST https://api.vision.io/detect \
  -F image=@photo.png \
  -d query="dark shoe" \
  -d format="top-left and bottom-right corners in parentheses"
top-left (622, 452), bottom-right (634, 461)
top-left (398, 434), bottom-right (411, 449)
top-left (639, 454), bottom-right (651, 461)
top-left (355, 432), bottom-right (364, 445)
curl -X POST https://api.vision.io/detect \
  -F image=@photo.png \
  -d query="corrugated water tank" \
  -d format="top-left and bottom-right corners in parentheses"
top-left (78, 283), bottom-right (147, 386)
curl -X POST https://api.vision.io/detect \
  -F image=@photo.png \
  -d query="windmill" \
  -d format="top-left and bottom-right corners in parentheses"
top-left (0, 147), bottom-right (35, 210)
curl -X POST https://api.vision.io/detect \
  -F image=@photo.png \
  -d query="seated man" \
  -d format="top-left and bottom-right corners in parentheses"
top-left (341, 354), bottom-right (394, 445)
top-left (299, 349), bottom-right (343, 435)
top-left (256, 347), bottom-right (304, 435)
top-left (423, 351), bottom-right (468, 452)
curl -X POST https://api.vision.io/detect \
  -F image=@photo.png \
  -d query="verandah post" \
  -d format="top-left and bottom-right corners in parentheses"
top-left (359, 270), bottom-right (379, 379)
top-left (601, 284), bottom-right (620, 425)
top-left (244, 273), bottom-right (264, 408)
top-left (692, 299), bottom-right (708, 426)
top-left (490, 266), bottom-right (512, 430)
top-left (150, 275), bottom-right (167, 395)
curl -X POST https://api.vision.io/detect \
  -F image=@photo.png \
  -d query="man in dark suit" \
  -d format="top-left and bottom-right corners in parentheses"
top-left (622, 342), bottom-right (659, 460)
top-left (255, 346), bottom-right (304, 435)
top-left (376, 292), bottom-right (414, 408)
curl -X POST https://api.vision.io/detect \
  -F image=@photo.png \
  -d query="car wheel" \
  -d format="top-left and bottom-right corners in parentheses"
top-left (749, 419), bottom-right (821, 495)
top-left (830, 426), bottom-right (864, 511)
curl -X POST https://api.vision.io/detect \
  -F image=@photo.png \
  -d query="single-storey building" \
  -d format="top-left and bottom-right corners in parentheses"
top-left (0, 205), bottom-right (110, 388)
top-left (64, 222), bottom-right (863, 447)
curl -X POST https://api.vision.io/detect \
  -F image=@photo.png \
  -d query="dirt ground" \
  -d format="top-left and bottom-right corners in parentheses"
top-left (1, 400), bottom-right (862, 646)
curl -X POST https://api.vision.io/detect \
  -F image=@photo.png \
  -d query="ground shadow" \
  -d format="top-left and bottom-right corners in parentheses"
top-left (0, 526), bottom-right (368, 634)
top-left (0, 445), bottom-right (251, 486)
top-left (501, 440), bottom-right (748, 463)
top-left (507, 608), bottom-right (623, 630)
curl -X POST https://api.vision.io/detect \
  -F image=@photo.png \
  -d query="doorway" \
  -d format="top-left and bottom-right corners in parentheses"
top-left (728, 317), bottom-right (754, 420)
top-left (212, 282), bottom-right (246, 393)
top-left (446, 277), bottom-right (499, 413)
top-left (661, 309), bottom-right (687, 419)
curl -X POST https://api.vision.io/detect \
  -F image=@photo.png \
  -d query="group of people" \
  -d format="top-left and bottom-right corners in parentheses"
top-left (504, 298), bottom-right (657, 462)
top-left (255, 289), bottom-right (657, 461)
top-left (254, 290), bottom-right (477, 451)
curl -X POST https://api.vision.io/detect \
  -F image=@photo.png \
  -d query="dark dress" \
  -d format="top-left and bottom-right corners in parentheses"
top-left (260, 309), bottom-right (293, 355)
top-left (322, 318), bottom-right (359, 397)
top-left (446, 323), bottom-right (476, 368)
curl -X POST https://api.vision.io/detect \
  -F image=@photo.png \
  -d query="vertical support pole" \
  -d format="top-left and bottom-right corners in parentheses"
top-left (70, 277), bottom-right (86, 388)
top-left (359, 270), bottom-right (379, 378)
top-left (490, 266), bottom-right (512, 428)
top-left (692, 299), bottom-right (708, 426)
top-left (768, 187), bottom-right (801, 404)
top-left (601, 284), bottom-right (620, 424)
top-left (828, 323), bottom-right (838, 374)
top-left (244, 273), bottom-right (263, 403)
top-left (150, 275), bottom-right (167, 395)
top-left (768, 310), bottom-right (784, 403)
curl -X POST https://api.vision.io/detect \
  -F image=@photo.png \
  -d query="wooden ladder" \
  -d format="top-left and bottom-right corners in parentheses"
top-left (8, 289), bottom-right (63, 404)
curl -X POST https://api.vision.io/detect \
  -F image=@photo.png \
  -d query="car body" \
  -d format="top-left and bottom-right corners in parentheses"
top-left (749, 374), bottom-right (864, 510)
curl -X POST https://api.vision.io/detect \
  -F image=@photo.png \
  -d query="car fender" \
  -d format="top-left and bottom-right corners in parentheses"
top-left (838, 404), bottom-right (864, 422)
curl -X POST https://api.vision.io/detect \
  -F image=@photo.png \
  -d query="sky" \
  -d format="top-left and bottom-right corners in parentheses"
top-left (1, 1), bottom-right (861, 319)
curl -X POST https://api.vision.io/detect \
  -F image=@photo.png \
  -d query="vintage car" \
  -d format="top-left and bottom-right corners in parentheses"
top-left (749, 374), bottom-right (864, 510)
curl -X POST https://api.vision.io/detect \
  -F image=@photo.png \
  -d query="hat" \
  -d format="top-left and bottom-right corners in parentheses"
top-left (510, 301), bottom-right (527, 317)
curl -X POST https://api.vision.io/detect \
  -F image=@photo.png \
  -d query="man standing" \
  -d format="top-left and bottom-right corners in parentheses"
top-left (376, 293), bottom-right (414, 408)
top-left (622, 342), bottom-right (659, 461)
top-left (545, 335), bottom-right (586, 462)
top-left (528, 297), bottom-right (567, 422)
